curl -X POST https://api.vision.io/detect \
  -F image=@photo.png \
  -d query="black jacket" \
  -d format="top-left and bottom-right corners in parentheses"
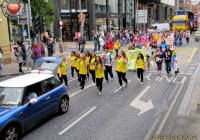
top-left (164, 50), bottom-right (172, 62)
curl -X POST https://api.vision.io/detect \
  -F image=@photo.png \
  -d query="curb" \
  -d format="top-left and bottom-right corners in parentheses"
top-left (177, 64), bottom-right (200, 115)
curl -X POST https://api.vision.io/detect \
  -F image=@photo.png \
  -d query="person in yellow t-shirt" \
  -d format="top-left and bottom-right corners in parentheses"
top-left (79, 54), bottom-right (88, 90)
top-left (116, 50), bottom-right (128, 89)
top-left (113, 39), bottom-right (121, 58)
top-left (57, 55), bottom-right (69, 87)
top-left (135, 53), bottom-right (146, 84)
top-left (94, 56), bottom-right (105, 96)
top-left (85, 51), bottom-right (91, 80)
top-left (89, 52), bottom-right (96, 86)
top-left (75, 51), bottom-right (81, 85)
top-left (70, 51), bottom-right (76, 79)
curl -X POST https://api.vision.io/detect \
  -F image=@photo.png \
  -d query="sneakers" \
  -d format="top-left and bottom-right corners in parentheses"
top-left (141, 82), bottom-right (143, 85)
top-left (137, 78), bottom-right (140, 80)
top-left (111, 78), bottom-right (114, 80)
top-left (67, 85), bottom-right (70, 88)
top-left (119, 86), bottom-right (123, 90)
top-left (159, 73), bottom-right (162, 76)
top-left (81, 87), bottom-right (84, 90)
top-left (77, 82), bottom-right (80, 86)
top-left (124, 82), bottom-right (128, 87)
top-left (71, 77), bottom-right (74, 80)
top-left (99, 92), bottom-right (102, 96)
top-left (93, 83), bottom-right (96, 86)
top-left (104, 80), bottom-right (108, 83)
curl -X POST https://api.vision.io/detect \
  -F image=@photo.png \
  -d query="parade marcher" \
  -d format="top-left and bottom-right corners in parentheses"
top-left (154, 46), bottom-right (164, 76)
top-left (79, 54), bottom-right (88, 89)
top-left (89, 52), bottom-right (96, 86)
top-left (47, 38), bottom-right (54, 56)
top-left (57, 55), bottom-right (69, 87)
top-left (116, 50), bottom-right (128, 89)
top-left (160, 39), bottom-right (167, 51)
top-left (164, 45), bottom-right (172, 75)
top-left (94, 56), bottom-right (105, 95)
top-left (102, 47), bottom-right (114, 82)
top-left (135, 53), bottom-right (145, 84)
top-left (85, 51), bottom-right (91, 80)
top-left (15, 43), bottom-right (24, 73)
top-left (75, 51), bottom-right (81, 85)
top-left (70, 51), bottom-right (76, 79)
top-left (113, 38), bottom-right (121, 58)
top-left (142, 43), bottom-right (151, 70)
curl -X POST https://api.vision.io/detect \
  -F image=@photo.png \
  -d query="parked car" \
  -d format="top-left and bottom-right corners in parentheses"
top-left (148, 23), bottom-right (170, 32)
top-left (0, 70), bottom-right (69, 140)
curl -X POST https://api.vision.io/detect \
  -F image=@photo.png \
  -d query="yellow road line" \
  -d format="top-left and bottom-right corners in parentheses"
top-left (187, 48), bottom-right (198, 63)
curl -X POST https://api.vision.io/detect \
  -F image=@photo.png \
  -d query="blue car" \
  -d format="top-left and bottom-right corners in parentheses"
top-left (0, 67), bottom-right (69, 140)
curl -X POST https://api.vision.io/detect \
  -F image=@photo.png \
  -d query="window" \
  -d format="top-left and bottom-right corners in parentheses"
top-left (179, 0), bottom-right (184, 3)
top-left (42, 77), bottom-right (60, 93)
top-left (109, 0), bottom-right (118, 13)
top-left (0, 87), bottom-right (23, 106)
top-left (96, 18), bottom-right (107, 32)
top-left (23, 83), bottom-right (43, 105)
top-left (95, 0), bottom-right (106, 12)
top-left (60, 0), bottom-right (70, 13)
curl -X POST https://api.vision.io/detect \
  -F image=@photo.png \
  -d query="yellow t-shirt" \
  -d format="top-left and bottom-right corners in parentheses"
top-left (75, 58), bottom-right (80, 70)
top-left (114, 40), bottom-right (120, 50)
top-left (60, 61), bottom-right (67, 75)
top-left (137, 58), bottom-right (144, 69)
top-left (89, 57), bottom-right (96, 70)
top-left (86, 56), bottom-right (90, 63)
top-left (116, 58), bottom-right (126, 73)
top-left (70, 56), bottom-right (76, 67)
top-left (79, 60), bottom-right (87, 75)
top-left (95, 63), bottom-right (104, 78)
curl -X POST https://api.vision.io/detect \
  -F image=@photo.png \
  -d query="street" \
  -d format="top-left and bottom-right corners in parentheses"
top-left (0, 38), bottom-right (198, 140)
top-left (1, 38), bottom-right (194, 140)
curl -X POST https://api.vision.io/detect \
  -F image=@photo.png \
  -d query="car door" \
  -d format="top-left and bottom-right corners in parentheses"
top-left (40, 77), bottom-right (62, 115)
top-left (22, 82), bottom-right (55, 129)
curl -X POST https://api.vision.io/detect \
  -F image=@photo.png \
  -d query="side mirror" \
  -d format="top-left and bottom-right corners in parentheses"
top-left (28, 99), bottom-right (38, 106)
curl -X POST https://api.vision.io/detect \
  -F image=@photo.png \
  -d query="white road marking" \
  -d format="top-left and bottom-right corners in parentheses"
top-left (130, 86), bottom-right (154, 116)
top-left (114, 80), bottom-right (132, 93)
top-left (68, 77), bottom-right (78, 83)
top-left (168, 83), bottom-right (180, 101)
top-left (144, 115), bottom-right (161, 140)
top-left (156, 83), bottom-right (184, 135)
top-left (155, 76), bottom-right (161, 81)
top-left (58, 106), bottom-right (96, 135)
top-left (144, 73), bottom-right (152, 80)
top-left (69, 83), bottom-right (94, 98)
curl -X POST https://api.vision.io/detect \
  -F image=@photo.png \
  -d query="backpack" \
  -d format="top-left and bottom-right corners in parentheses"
top-left (31, 49), bottom-right (37, 59)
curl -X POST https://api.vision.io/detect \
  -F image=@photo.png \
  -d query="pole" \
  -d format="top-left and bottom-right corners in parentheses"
top-left (144, 8), bottom-right (145, 30)
top-left (28, 0), bottom-right (32, 26)
top-left (136, 0), bottom-right (138, 31)
top-left (26, 3), bottom-right (31, 70)
top-left (79, 0), bottom-right (84, 35)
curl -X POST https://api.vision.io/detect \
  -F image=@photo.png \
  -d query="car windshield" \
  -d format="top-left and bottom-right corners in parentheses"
top-left (172, 21), bottom-right (185, 26)
top-left (0, 87), bottom-right (24, 106)
top-left (150, 26), bottom-right (155, 29)
top-left (33, 61), bottom-right (59, 72)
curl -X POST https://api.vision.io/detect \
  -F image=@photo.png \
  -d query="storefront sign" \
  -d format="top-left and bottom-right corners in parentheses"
top-left (1, 0), bottom-right (25, 19)
top-left (160, 0), bottom-right (175, 6)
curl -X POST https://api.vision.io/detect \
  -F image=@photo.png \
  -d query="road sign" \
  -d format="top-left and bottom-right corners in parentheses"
top-left (22, 29), bottom-right (27, 37)
top-left (136, 10), bottom-right (148, 24)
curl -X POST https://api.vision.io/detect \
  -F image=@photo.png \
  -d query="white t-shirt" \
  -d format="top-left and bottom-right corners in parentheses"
top-left (103, 52), bottom-right (113, 66)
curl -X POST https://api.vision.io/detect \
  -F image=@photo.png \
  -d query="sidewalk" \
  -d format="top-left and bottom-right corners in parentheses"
top-left (169, 65), bottom-right (200, 139)
top-left (0, 41), bottom-right (99, 76)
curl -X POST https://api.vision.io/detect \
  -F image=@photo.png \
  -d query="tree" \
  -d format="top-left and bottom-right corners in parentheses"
top-left (11, 0), bottom-right (55, 30)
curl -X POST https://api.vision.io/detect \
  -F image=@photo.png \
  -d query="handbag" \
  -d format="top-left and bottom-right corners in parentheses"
top-left (156, 57), bottom-right (163, 63)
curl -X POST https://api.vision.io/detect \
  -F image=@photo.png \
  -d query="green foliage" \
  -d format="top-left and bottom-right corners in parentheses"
top-left (21, 0), bottom-right (55, 30)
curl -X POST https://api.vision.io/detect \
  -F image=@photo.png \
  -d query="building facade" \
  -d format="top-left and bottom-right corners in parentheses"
top-left (0, 0), bottom-right (11, 64)
top-left (54, 0), bottom-right (134, 41)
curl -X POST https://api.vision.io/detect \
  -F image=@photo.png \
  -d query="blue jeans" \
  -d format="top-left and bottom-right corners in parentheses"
top-left (94, 44), bottom-right (97, 52)
top-left (81, 44), bottom-right (86, 53)
top-left (31, 38), bottom-right (35, 45)
top-left (165, 61), bottom-right (171, 73)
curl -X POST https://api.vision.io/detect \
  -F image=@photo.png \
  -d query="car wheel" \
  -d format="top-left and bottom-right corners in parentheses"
top-left (1, 124), bottom-right (21, 140)
top-left (59, 96), bottom-right (69, 114)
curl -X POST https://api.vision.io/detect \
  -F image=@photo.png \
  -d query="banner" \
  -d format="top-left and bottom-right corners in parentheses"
top-left (126, 49), bottom-right (146, 70)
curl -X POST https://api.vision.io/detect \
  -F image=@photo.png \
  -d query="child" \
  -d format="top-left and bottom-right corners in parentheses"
top-left (135, 53), bottom-right (146, 84)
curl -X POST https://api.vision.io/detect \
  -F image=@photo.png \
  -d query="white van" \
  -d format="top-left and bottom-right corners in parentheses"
top-left (148, 23), bottom-right (170, 32)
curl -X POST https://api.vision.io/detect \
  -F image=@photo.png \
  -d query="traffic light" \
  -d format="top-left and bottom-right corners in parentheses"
top-left (33, 16), bottom-right (40, 33)
top-left (39, 16), bottom-right (44, 32)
